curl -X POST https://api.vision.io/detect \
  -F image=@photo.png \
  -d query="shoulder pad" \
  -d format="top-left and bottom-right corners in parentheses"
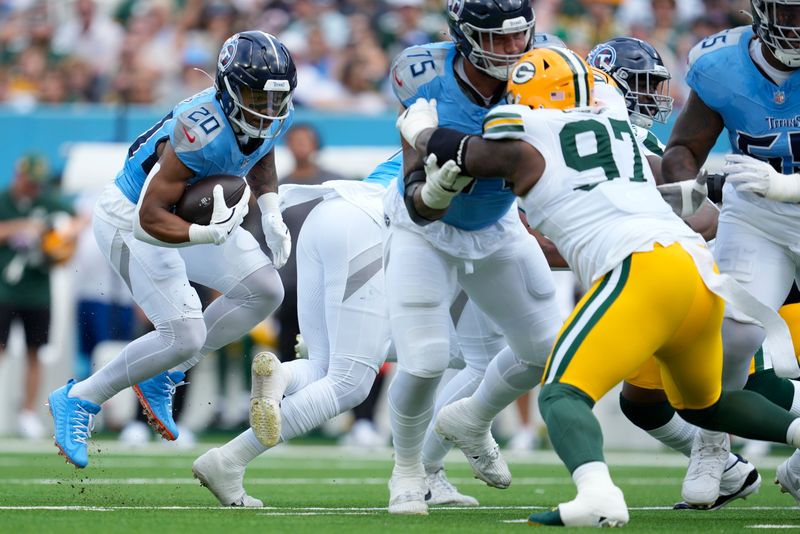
top-left (391, 44), bottom-right (451, 106)
top-left (172, 103), bottom-right (227, 154)
top-left (688, 26), bottom-right (749, 68)
top-left (632, 125), bottom-right (665, 157)
top-left (482, 104), bottom-right (527, 140)
top-left (590, 67), bottom-right (618, 90)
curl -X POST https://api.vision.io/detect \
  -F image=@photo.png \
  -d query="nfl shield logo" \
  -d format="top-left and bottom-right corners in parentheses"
top-left (775, 91), bottom-right (786, 105)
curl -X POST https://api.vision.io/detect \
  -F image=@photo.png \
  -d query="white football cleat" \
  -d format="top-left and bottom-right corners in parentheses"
top-left (192, 448), bottom-right (263, 507)
top-left (681, 430), bottom-right (729, 508)
top-left (388, 469), bottom-right (428, 515)
top-left (250, 351), bottom-right (290, 447)
top-left (529, 486), bottom-right (629, 527)
top-left (776, 457), bottom-right (800, 504)
top-left (425, 468), bottom-right (479, 506)
top-left (674, 454), bottom-right (761, 510)
top-left (434, 398), bottom-right (511, 489)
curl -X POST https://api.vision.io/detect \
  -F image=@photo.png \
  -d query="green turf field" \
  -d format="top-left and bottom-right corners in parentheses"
top-left (0, 439), bottom-right (797, 532)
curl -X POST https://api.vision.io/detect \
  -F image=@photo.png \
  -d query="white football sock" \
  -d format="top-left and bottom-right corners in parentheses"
top-left (389, 371), bottom-right (440, 474)
top-left (470, 346), bottom-right (544, 427)
top-left (69, 316), bottom-right (206, 405)
top-left (422, 367), bottom-right (483, 472)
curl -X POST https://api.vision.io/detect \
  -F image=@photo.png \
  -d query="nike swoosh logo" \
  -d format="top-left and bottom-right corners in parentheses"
top-left (182, 125), bottom-right (196, 143)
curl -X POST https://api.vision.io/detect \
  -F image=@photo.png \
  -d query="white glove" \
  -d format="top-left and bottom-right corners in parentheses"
top-left (656, 170), bottom-right (708, 218)
top-left (396, 98), bottom-right (438, 147)
top-left (258, 192), bottom-right (291, 269)
top-left (420, 154), bottom-right (473, 210)
top-left (725, 153), bottom-right (800, 202)
top-left (188, 183), bottom-right (250, 245)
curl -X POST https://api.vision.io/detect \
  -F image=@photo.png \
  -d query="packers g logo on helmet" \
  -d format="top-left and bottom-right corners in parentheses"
top-left (507, 47), bottom-right (594, 111)
top-left (511, 61), bottom-right (536, 84)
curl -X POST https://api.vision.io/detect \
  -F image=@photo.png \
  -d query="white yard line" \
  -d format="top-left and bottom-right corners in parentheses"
top-left (0, 505), bottom-right (798, 513)
top-left (0, 476), bottom-right (683, 486)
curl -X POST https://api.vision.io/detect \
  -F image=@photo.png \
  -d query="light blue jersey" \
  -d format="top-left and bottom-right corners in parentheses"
top-left (115, 87), bottom-right (293, 204)
top-left (364, 150), bottom-right (403, 188)
top-left (688, 26), bottom-right (800, 173)
top-left (391, 42), bottom-right (514, 231)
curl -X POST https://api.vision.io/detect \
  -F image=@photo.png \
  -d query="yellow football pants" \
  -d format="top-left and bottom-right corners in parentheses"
top-left (543, 243), bottom-right (724, 410)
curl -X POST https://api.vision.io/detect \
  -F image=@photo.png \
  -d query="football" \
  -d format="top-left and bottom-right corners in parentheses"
top-left (173, 175), bottom-right (248, 225)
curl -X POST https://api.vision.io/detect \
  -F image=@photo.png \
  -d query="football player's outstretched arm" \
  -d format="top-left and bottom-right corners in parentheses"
top-left (137, 142), bottom-right (195, 243)
top-left (249, 149), bottom-right (293, 269)
top-left (662, 91), bottom-right (724, 184)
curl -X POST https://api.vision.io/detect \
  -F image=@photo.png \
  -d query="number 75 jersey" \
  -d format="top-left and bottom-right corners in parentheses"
top-left (115, 87), bottom-right (293, 204)
top-left (484, 103), bottom-right (699, 287)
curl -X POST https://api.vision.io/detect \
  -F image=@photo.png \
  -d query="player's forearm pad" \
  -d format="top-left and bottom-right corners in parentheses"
top-left (426, 128), bottom-right (472, 171)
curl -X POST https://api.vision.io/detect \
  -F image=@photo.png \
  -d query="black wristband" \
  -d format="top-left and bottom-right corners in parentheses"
top-left (706, 173), bottom-right (726, 204)
top-left (427, 128), bottom-right (473, 171)
top-left (403, 170), bottom-right (435, 226)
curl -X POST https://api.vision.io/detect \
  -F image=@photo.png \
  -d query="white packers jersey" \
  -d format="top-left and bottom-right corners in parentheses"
top-left (483, 103), bottom-right (702, 288)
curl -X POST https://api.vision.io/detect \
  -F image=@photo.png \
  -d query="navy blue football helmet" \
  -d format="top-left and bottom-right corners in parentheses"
top-left (447, 0), bottom-right (536, 80)
top-left (752, 0), bottom-right (800, 68)
top-left (587, 37), bottom-right (673, 128)
top-left (215, 31), bottom-right (297, 139)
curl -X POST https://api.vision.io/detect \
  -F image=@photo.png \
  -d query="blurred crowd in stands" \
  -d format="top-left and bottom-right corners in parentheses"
top-left (0, 0), bottom-right (753, 112)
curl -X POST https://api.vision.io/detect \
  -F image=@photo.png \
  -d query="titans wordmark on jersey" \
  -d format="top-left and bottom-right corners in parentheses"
top-left (115, 87), bottom-right (293, 204)
top-left (390, 42), bottom-right (515, 231)
top-left (688, 26), bottom-right (800, 175)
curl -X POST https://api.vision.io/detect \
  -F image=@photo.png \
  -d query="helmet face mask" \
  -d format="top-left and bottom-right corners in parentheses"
top-left (752, 0), bottom-right (800, 68)
top-left (215, 31), bottom-right (297, 140)
top-left (587, 37), bottom-right (673, 129)
top-left (448, 0), bottom-right (535, 81)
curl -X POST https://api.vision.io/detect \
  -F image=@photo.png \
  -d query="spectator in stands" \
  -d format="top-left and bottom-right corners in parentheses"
top-left (275, 124), bottom-right (343, 363)
top-left (51, 0), bottom-right (124, 82)
top-left (0, 154), bottom-right (84, 439)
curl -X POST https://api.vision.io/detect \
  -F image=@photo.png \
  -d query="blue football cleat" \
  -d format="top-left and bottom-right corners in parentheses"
top-left (133, 370), bottom-right (186, 441)
top-left (48, 380), bottom-right (101, 468)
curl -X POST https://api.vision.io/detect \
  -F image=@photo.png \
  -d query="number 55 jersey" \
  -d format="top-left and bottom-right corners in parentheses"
top-left (688, 25), bottom-right (800, 223)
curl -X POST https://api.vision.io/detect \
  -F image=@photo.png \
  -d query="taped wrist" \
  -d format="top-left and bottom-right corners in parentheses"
top-left (426, 128), bottom-right (473, 171)
top-left (403, 170), bottom-right (435, 226)
top-left (706, 173), bottom-right (726, 204)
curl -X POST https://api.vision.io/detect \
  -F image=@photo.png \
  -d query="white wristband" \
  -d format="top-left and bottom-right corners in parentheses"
top-left (188, 223), bottom-right (213, 244)
top-left (257, 192), bottom-right (280, 214)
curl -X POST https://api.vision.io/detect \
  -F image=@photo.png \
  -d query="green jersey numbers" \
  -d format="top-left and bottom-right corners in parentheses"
top-left (560, 117), bottom-right (646, 191)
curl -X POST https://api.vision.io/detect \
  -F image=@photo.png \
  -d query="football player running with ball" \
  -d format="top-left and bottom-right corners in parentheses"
top-left (398, 46), bottom-right (800, 527)
top-left (47, 31), bottom-right (295, 469)
top-left (661, 0), bottom-right (800, 506)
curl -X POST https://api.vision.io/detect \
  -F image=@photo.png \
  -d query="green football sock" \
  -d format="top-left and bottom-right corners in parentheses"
top-left (539, 383), bottom-right (604, 473)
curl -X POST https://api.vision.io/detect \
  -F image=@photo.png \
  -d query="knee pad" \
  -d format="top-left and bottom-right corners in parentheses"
top-left (241, 266), bottom-right (285, 315)
top-left (159, 317), bottom-right (206, 363)
top-left (619, 395), bottom-right (675, 431)
top-left (329, 358), bottom-right (378, 412)
top-left (677, 402), bottom-right (719, 428)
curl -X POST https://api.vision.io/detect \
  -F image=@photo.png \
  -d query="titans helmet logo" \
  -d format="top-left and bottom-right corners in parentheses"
top-left (448, 0), bottom-right (464, 18)
top-left (587, 45), bottom-right (616, 70)
top-left (218, 37), bottom-right (239, 72)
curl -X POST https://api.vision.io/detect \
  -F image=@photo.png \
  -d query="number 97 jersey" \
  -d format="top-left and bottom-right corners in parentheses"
top-left (115, 87), bottom-right (293, 204)
top-left (484, 103), bottom-right (697, 287)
